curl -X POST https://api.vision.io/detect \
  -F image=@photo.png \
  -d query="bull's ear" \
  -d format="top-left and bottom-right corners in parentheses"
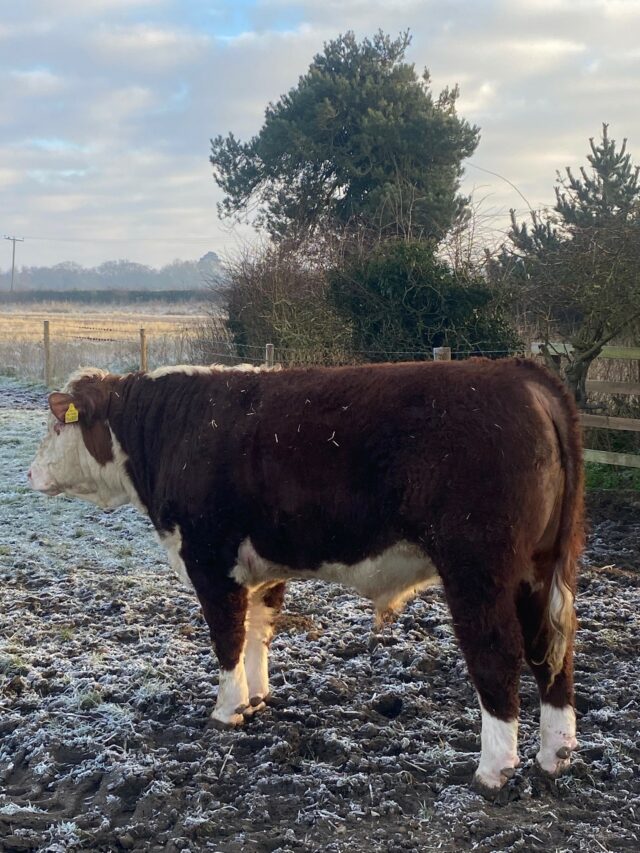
top-left (49, 392), bottom-right (80, 424)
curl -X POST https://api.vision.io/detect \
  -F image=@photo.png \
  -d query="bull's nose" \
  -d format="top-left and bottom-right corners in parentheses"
top-left (27, 468), bottom-right (32, 481)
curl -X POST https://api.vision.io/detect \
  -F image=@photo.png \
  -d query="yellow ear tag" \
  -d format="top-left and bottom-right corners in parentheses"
top-left (65, 403), bottom-right (79, 424)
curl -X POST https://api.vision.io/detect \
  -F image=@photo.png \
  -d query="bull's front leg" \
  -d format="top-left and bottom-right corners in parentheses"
top-left (195, 576), bottom-right (250, 727)
top-left (244, 582), bottom-right (286, 714)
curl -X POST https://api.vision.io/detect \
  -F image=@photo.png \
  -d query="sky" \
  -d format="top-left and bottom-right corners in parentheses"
top-left (1, 0), bottom-right (640, 271)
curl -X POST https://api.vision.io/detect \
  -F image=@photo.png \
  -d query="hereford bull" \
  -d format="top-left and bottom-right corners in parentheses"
top-left (28, 358), bottom-right (583, 794)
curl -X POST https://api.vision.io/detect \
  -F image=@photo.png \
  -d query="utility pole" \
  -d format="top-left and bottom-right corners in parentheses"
top-left (3, 236), bottom-right (24, 293)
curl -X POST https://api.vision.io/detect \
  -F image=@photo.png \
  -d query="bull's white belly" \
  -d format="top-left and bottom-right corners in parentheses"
top-left (232, 538), bottom-right (440, 615)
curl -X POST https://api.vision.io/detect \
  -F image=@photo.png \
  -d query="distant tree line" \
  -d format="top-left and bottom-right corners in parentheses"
top-left (0, 289), bottom-right (210, 305)
top-left (0, 253), bottom-right (224, 294)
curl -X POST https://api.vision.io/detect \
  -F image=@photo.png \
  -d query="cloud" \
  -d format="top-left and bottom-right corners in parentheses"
top-left (91, 23), bottom-right (209, 70)
top-left (501, 36), bottom-right (586, 60)
top-left (30, 0), bottom-right (164, 15)
top-left (88, 86), bottom-right (157, 127)
top-left (1, 0), bottom-right (640, 268)
top-left (27, 138), bottom-right (87, 153)
top-left (602, 0), bottom-right (640, 19)
top-left (9, 67), bottom-right (66, 96)
top-left (0, 168), bottom-right (22, 188)
top-left (456, 82), bottom-right (498, 119)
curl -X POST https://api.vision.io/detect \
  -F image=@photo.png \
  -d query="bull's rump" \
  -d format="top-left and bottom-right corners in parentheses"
top-left (138, 359), bottom-right (567, 578)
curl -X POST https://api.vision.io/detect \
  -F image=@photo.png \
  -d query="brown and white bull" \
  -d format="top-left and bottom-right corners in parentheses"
top-left (28, 359), bottom-right (583, 795)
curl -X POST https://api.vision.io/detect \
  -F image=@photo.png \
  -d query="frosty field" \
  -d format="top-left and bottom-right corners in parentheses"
top-left (1, 375), bottom-right (639, 852)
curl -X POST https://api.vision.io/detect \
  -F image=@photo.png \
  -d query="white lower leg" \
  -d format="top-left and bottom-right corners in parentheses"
top-left (244, 594), bottom-right (276, 712)
top-left (244, 638), bottom-right (269, 710)
top-left (537, 703), bottom-right (577, 775)
top-left (475, 702), bottom-right (519, 790)
top-left (211, 661), bottom-right (249, 726)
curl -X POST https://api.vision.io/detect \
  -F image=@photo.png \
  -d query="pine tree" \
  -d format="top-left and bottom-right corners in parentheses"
top-left (210, 31), bottom-right (478, 242)
top-left (492, 125), bottom-right (640, 405)
top-left (555, 124), bottom-right (640, 227)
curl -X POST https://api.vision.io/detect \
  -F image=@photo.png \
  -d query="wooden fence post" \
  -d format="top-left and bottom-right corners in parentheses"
top-left (43, 320), bottom-right (52, 387)
top-left (265, 343), bottom-right (274, 368)
top-left (433, 346), bottom-right (451, 361)
top-left (140, 328), bottom-right (148, 372)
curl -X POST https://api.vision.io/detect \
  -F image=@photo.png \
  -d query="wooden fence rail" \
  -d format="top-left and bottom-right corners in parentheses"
top-left (531, 342), bottom-right (640, 470)
top-left (586, 380), bottom-right (640, 396)
top-left (583, 449), bottom-right (640, 469)
top-left (580, 413), bottom-right (640, 433)
top-left (531, 342), bottom-right (640, 360)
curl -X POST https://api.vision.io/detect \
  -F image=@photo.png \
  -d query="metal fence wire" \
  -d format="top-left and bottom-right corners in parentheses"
top-left (0, 314), bottom-right (526, 383)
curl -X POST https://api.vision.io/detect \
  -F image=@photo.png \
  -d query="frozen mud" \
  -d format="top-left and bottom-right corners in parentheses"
top-left (0, 376), bottom-right (639, 852)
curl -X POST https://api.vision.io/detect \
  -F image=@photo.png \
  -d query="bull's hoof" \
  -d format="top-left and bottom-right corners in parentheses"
top-left (209, 707), bottom-right (246, 729)
top-left (536, 745), bottom-right (574, 778)
top-left (472, 767), bottom-right (518, 802)
top-left (243, 696), bottom-right (268, 717)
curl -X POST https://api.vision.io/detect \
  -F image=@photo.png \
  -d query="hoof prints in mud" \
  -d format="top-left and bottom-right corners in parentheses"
top-left (1, 381), bottom-right (639, 852)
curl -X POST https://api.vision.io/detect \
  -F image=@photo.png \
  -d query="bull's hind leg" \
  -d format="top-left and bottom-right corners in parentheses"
top-left (195, 578), bottom-right (250, 727)
top-left (244, 582), bottom-right (286, 714)
top-left (438, 555), bottom-right (524, 794)
top-left (517, 572), bottom-right (577, 777)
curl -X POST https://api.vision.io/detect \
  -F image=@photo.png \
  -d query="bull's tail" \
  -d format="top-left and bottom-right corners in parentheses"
top-left (530, 366), bottom-right (584, 684)
top-left (543, 559), bottom-right (577, 684)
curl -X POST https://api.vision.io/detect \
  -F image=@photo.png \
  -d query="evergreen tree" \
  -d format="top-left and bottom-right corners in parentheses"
top-left (555, 124), bottom-right (640, 227)
top-left (493, 124), bottom-right (640, 405)
top-left (210, 31), bottom-right (478, 242)
top-left (329, 240), bottom-right (519, 359)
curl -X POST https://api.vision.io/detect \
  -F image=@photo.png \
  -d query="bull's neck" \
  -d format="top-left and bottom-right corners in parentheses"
top-left (105, 373), bottom-right (152, 515)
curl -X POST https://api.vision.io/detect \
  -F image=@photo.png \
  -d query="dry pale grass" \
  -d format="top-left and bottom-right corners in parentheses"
top-left (0, 303), bottom-right (214, 385)
top-left (0, 310), bottom-right (207, 343)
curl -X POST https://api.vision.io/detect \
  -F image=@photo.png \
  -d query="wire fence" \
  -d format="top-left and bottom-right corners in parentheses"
top-left (0, 316), bottom-right (202, 385)
top-left (191, 339), bottom-right (525, 368)
top-left (0, 311), bottom-right (527, 385)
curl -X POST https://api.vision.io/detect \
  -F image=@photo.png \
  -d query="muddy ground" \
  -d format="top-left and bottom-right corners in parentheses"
top-left (0, 377), bottom-right (639, 853)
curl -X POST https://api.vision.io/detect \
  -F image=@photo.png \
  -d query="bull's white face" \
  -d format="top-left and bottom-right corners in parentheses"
top-left (29, 411), bottom-right (130, 510)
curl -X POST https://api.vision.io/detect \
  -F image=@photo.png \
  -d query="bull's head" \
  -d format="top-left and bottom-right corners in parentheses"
top-left (29, 369), bottom-right (130, 509)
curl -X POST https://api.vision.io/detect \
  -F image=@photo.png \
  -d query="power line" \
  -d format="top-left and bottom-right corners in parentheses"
top-left (467, 162), bottom-right (534, 213)
top-left (3, 236), bottom-right (24, 293)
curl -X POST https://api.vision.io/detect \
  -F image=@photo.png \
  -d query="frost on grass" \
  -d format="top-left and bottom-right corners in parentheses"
top-left (1, 376), bottom-right (640, 853)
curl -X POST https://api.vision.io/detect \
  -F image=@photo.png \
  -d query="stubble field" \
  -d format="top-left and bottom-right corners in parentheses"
top-left (0, 303), bottom-right (213, 386)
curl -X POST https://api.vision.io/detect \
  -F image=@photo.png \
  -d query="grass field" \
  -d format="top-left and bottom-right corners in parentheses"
top-left (0, 306), bottom-right (208, 342)
top-left (0, 301), bottom-right (212, 383)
